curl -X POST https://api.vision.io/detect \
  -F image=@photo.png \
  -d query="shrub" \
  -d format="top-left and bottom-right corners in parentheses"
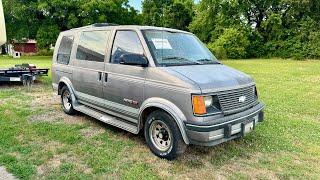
top-left (37, 49), bottom-right (54, 56)
top-left (246, 30), bottom-right (265, 58)
top-left (208, 28), bottom-right (249, 59)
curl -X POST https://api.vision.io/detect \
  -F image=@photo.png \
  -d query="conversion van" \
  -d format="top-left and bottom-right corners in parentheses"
top-left (52, 24), bottom-right (264, 160)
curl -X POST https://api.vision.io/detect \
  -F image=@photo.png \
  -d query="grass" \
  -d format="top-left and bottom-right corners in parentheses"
top-left (0, 56), bottom-right (320, 179)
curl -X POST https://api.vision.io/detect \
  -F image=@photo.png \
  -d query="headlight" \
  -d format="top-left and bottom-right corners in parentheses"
top-left (204, 96), bottom-right (212, 107)
top-left (192, 95), bottom-right (222, 115)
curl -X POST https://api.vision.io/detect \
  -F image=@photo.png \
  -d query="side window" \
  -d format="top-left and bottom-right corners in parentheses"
top-left (57, 36), bottom-right (74, 64)
top-left (111, 31), bottom-right (144, 64)
top-left (76, 31), bottom-right (110, 62)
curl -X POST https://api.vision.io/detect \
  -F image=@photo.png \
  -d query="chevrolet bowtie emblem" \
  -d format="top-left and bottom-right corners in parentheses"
top-left (239, 96), bottom-right (246, 103)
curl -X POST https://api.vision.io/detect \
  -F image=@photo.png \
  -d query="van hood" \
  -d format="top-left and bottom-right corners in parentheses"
top-left (167, 64), bottom-right (254, 93)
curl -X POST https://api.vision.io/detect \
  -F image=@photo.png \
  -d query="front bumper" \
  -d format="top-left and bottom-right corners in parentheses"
top-left (185, 103), bottom-right (264, 146)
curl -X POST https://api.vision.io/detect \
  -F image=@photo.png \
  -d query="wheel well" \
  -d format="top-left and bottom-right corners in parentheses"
top-left (139, 106), bottom-right (189, 144)
top-left (140, 107), bottom-right (162, 130)
top-left (58, 82), bottom-right (67, 95)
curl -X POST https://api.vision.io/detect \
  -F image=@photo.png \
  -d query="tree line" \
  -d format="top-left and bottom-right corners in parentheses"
top-left (3, 0), bottom-right (320, 59)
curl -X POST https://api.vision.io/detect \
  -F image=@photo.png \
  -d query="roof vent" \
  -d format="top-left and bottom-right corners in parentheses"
top-left (92, 23), bottom-right (118, 27)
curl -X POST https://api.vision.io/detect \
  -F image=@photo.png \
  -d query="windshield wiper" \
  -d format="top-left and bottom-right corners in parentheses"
top-left (196, 58), bottom-right (221, 64)
top-left (162, 56), bottom-right (202, 65)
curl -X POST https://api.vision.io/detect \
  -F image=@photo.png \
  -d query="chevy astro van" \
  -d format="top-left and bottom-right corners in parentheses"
top-left (52, 24), bottom-right (264, 160)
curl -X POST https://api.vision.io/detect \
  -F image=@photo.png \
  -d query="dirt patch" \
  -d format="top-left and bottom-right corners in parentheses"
top-left (37, 155), bottom-right (63, 176)
top-left (0, 99), bottom-right (6, 105)
top-left (27, 90), bottom-right (95, 125)
top-left (80, 126), bottom-right (105, 138)
top-left (0, 166), bottom-right (16, 180)
top-left (42, 141), bottom-right (65, 153)
top-left (29, 109), bottom-right (62, 123)
top-left (28, 105), bottom-right (92, 125)
top-left (215, 153), bottom-right (278, 179)
top-left (36, 154), bottom-right (93, 178)
top-left (30, 91), bottom-right (60, 108)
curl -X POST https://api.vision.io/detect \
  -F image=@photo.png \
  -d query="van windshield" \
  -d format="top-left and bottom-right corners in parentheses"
top-left (142, 30), bottom-right (219, 66)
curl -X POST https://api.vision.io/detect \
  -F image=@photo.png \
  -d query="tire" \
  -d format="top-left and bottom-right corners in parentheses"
top-left (61, 86), bottom-right (76, 115)
top-left (144, 110), bottom-right (187, 160)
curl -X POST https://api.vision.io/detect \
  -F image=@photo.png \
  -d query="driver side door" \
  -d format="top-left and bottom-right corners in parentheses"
top-left (103, 30), bottom-right (147, 122)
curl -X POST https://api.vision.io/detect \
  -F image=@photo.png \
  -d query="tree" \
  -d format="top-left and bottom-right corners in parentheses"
top-left (163, 2), bottom-right (192, 30)
top-left (190, 0), bottom-right (320, 59)
top-left (141, 0), bottom-right (193, 30)
top-left (3, 0), bottom-right (142, 49)
top-left (3, 0), bottom-right (39, 41)
top-left (142, 0), bottom-right (173, 26)
top-left (208, 28), bottom-right (249, 59)
top-left (36, 24), bottom-right (60, 50)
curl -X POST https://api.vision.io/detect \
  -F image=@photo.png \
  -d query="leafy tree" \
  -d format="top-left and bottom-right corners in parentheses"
top-left (36, 24), bottom-right (60, 50)
top-left (3, 0), bottom-right (39, 41)
top-left (163, 2), bottom-right (192, 30)
top-left (142, 0), bottom-right (173, 26)
top-left (190, 0), bottom-right (320, 59)
top-left (3, 0), bottom-right (141, 49)
top-left (142, 0), bottom-right (193, 30)
top-left (208, 28), bottom-right (249, 59)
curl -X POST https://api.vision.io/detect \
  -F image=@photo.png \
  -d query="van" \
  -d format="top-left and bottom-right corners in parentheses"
top-left (52, 24), bottom-right (264, 160)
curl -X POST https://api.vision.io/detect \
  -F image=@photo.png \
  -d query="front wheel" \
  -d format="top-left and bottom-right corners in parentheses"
top-left (61, 86), bottom-right (76, 115)
top-left (144, 110), bottom-right (187, 160)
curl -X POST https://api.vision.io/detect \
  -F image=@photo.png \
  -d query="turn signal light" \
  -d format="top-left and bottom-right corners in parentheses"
top-left (192, 96), bottom-right (207, 115)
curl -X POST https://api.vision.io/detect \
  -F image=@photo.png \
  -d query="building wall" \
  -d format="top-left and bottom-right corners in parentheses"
top-left (13, 43), bottom-right (37, 54)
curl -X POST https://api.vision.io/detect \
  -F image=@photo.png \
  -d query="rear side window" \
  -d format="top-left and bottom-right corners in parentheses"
top-left (57, 36), bottom-right (74, 64)
top-left (111, 31), bottom-right (144, 64)
top-left (76, 31), bottom-right (110, 62)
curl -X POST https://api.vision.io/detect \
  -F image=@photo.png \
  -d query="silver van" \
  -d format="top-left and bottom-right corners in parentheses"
top-left (52, 24), bottom-right (264, 160)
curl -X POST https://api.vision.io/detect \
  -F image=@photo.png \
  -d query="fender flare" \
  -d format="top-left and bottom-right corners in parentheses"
top-left (58, 77), bottom-right (78, 106)
top-left (139, 97), bottom-right (190, 144)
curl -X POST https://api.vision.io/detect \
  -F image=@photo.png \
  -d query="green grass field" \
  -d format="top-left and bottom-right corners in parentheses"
top-left (0, 56), bottom-right (319, 179)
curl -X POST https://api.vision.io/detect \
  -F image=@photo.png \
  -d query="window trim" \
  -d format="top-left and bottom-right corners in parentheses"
top-left (57, 35), bottom-right (74, 65)
top-left (109, 29), bottom-right (148, 66)
top-left (75, 30), bottom-right (111, 63)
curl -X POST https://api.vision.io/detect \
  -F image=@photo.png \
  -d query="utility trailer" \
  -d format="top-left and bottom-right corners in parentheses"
top-left (0, 64), bottom-right (49, 85)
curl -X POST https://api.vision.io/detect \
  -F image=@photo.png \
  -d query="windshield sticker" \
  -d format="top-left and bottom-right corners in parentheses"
top-left (151, 38), bottom-right (172, 49)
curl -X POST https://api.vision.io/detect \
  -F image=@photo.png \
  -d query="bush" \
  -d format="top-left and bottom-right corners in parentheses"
top-left (246, 30), bottom-right (265, 58)
top-left (37, 49), bottom-right (54, 56)
top-left (208, 28), bottom-right (249, 59)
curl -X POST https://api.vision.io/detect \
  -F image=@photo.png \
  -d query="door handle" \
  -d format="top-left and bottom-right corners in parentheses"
top-left (98, 72), bottom-right (102, 82)
top-left (104, 73), bottom-right (108, 82)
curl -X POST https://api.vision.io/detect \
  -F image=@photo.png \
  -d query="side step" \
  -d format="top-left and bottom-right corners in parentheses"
top-left (74, 104), bottom-right (138, 134)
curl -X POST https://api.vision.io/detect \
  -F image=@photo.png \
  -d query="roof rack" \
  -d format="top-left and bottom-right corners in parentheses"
top-left (92, 23), bottom-right (118, 27)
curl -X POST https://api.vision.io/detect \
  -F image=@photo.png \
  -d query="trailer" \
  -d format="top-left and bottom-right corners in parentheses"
top-left (0, 64), bottom-right (49, 86)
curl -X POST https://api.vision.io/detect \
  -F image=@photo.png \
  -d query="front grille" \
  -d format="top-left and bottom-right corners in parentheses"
top-left (218, 85), bottom-right (257, 113)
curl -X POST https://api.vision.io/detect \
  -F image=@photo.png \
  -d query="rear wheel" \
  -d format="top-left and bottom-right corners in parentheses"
top-left (61, 86), bottom-right (76, 115)
top-left (144, 110), bottom-right (187, 160)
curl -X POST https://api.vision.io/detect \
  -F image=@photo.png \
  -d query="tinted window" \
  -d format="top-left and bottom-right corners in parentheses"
top-left (57, 36), bottom-right (74, 64)
top-left (76, 31), bottom-right (110, 62)
top-left (111, 31), bottom-right (144, 64)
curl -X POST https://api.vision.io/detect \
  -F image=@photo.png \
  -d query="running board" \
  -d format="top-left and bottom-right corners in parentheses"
top-left (74, 104), bottom-right (139, 134)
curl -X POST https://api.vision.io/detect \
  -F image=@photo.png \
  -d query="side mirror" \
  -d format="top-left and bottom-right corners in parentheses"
top-left (119, 53), bottom-right (148, 67)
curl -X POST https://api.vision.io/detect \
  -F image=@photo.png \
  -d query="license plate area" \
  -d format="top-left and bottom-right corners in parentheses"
top-left (241, 119), bottom-right (255, 136)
